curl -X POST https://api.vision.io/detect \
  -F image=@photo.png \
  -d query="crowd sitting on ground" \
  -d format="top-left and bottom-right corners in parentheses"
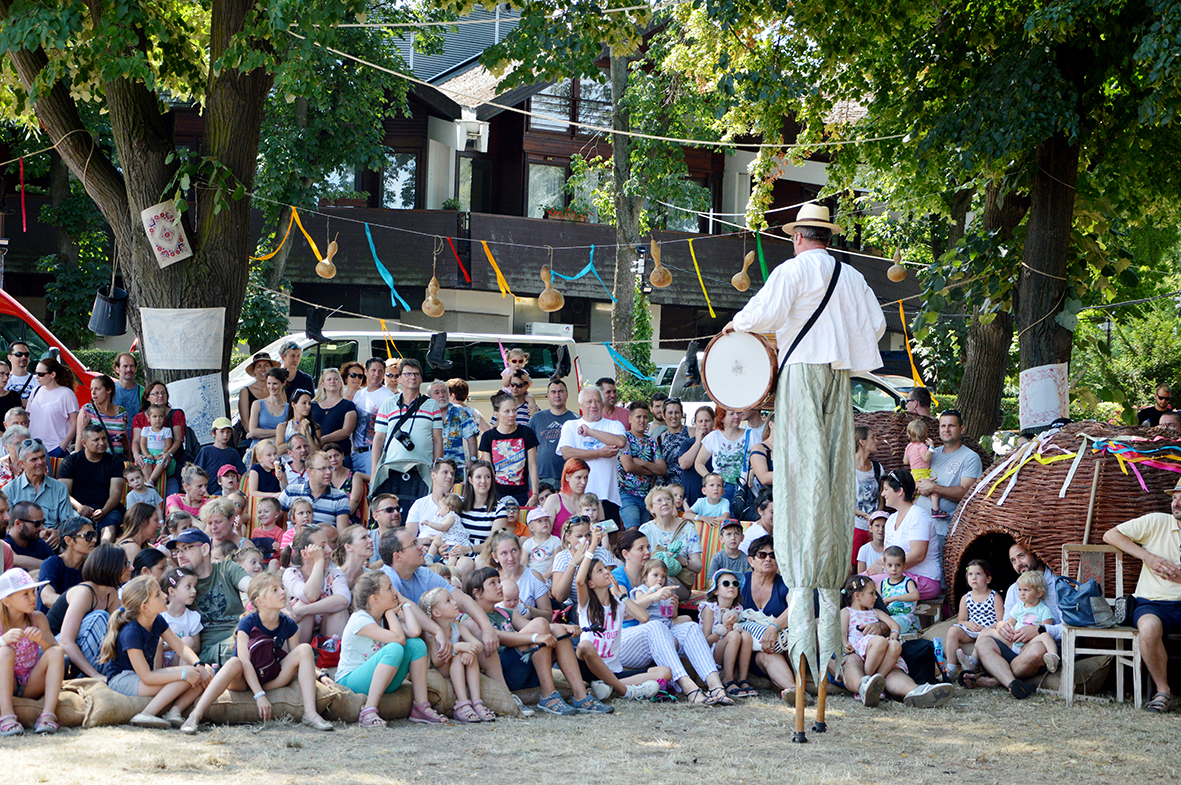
top-left (1, 347), bottom-right (1179, 735)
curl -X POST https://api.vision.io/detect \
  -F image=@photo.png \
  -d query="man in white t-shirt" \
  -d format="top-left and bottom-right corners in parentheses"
top-left (558, 385), bottom-right (626, 524)
top-left (6, 342), bottom-right (38, 403)
top-left (405, 458), bottom-right (456, 543)
top-left (351, 357), bottom-right (393, 476)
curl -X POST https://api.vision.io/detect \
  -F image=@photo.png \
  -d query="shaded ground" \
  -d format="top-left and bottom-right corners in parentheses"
top-left (6, 688), bottom-right (1179, 785)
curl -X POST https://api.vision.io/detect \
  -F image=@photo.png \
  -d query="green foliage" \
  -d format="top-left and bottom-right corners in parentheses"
top-left (237, 261), bottom-right (290, 352)
top-left (628, 278), bottom-right (655, 377)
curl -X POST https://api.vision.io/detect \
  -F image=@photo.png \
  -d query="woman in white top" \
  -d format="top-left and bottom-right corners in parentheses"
top-left (694, 406), bottom-right (746, 504)
top-left (27, 357), bottom-right (79, 457)
top-left (880, 469), bottom-right (943, 599)
top-left (483, 530), bottom-right (552, 620)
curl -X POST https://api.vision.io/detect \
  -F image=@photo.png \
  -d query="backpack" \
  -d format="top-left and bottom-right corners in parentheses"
top-left (1054, 575), bottom-right (1115, 628)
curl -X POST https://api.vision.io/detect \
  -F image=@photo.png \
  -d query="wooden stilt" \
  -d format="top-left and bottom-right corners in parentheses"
top-left (812, 660), bottom-right (828, 733)
top-left (792, 652), bottom-right (808, 743)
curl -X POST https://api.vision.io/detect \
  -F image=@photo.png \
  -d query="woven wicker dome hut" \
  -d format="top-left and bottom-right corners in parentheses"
top-left (943, 421), bottom-right (1177, 604)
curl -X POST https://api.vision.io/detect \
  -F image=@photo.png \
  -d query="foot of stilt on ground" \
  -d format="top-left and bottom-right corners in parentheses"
top-left (791, 731), bottom-right (808, 743)
top-left (812, 721), bottom-right (827, 733)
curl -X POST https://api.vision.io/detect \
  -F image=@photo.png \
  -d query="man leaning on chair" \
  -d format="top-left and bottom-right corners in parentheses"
top-left (1103, 478), bottom-right (1181, 713)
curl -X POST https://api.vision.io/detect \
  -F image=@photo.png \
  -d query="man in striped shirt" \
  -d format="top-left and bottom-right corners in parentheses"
top-left (278, 450), bottom-right (350, 530)
top-left (371, 358), bottom-right (443, 520)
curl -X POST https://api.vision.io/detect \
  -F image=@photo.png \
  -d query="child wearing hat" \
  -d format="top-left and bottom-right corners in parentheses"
top-left (195, 417), bottom-right (245, 496)
top-left (699, 569), bottom-right (756, 698)
top-left (522, 507), bottom-right (561, 581)
top-left (215, 465), bottom-right (241, 497)
top-left (708, 520), bottom-right (750, 582)
top-left (0, 568), bottom-right (66, 735)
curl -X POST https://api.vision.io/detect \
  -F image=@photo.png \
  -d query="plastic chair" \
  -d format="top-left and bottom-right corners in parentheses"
top-left (1059, 543), bottom-right (1141, 707)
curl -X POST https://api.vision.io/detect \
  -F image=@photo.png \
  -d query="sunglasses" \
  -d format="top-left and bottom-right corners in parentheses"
top-left (376, 507), bottom-right (399, 515)
top-left (348, 373), bottom-right (364, 379)
top-left (664, 398), bottom-right (681, 405)
top-left (33, 371), bottom-right (50, 377)
top-left (16, 517), bottom-right (44, 528)
top-left (752, 551), bottom-right (775, 560)
top-left (8, 351), bottom-right (28, 358)
top-left (385, 372), bottom-right (397, 378)
top-left (509, 383), bottom-right (527, 389)
top-left (567, 515), bottom-right (591, 525)
top-left (20, 438), bottom-right (43, 448)
top-left (717, 579), bottom-right (740, 588)
top-left (78, 530), bottom-right (98, 542)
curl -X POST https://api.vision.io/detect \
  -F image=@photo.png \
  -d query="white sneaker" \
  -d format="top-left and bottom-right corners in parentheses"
top-left (590, 680), bottom-right (613, 701)
top-left (859, 674), bottom-right (885, 707)
top-left (511, 693), bottom-right (535, 717)
top-left (903, 682), bottom-right (954, 708)
top-left (624, 680), bottom-right (660, 700)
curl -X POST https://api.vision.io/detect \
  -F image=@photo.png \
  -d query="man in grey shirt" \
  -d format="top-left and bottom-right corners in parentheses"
top-left (915, 409), bottom-right (981, 555)
top-left (527, 378), bottom-right (577, 487)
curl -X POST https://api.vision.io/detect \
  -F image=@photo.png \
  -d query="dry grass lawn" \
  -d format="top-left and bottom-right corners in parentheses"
top-left (4, 687), bottom-right (1179, 785)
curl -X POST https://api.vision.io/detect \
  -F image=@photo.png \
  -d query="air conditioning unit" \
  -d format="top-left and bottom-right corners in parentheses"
top-left (525, 322), bottom-right (573, 338)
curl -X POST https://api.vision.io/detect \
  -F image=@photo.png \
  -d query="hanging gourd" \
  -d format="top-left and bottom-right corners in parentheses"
top-left (538, 264), bottom-right (565, 312)
top-left (422, 274), bottom-right (444, 317)
top-left (316, 234), bottom-right (338, 279)
top-left (887, 249), bottom-right (907, 282)
top-left (649, 239), bottom-right (671, 288)
top-left (732, 250), bottom-right (755, 291)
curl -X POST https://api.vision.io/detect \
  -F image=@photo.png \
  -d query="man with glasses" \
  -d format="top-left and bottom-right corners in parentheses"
top-left (278, 450), bottom-right (350, 530)
top-left (1139, 384), bottom-right (1173, 427)
top-left (529, 379), bottom-right (577, 489)
top-left (914, 410), bottom-right (981, 556)
top-left (367, 492), bottom-right (401, 563)
top-left (37, 515), bottom-right (95, 610)
top-left (3, 500), bottom-right (53, 571)
top-left (383, 358), bottom-right (401, 393)
top-left (378, 526), bottom-right (499, 657)
top-left (352, 357), bottom-right (393, 476)
top-left (905, 387), bottom-right (933, 418)
top-left (6, 439), bottom-right (72, 536)
top-left (371, 358), bottom-right (443, 520)
top-left (169, 527), bottom-right (251, 665)
top-left (6, 342), bottom-right (37, 403)
top-left (58, 423), bottom-right (126, 539)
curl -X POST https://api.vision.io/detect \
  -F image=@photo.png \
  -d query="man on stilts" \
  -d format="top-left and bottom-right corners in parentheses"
top-left (722, 204), bottom-right (886, 739)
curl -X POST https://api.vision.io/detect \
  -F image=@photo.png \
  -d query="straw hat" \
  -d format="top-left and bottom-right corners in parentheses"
top-left (783, 203), bottom-right (843, 236)
top-left (245, 352), bottom-right (275, 375)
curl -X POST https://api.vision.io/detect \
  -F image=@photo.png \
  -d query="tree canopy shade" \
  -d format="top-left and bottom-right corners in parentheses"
top-left (0, 0), bottom-right (413, 385)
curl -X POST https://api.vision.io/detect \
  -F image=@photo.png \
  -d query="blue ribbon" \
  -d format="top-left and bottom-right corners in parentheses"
top-left (549, 245), bottom-right (616, 302)
top-left (365, 224), bottom-right (411, 312)
top-left (603, 342), bottom-right (657, 381)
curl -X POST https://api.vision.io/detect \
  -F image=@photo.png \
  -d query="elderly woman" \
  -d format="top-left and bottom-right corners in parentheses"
top-left (339, 361), bottom-right (365, 401)
top-left (311, 368), bottom-right (356, 456)
top-left (131, 381), bottom-right (186, 495)
top-left (877, 468), bottom-right (943, 600)
top-left (44, 544), bottom-right (129, 679)
top-left (0, 424), bottom-right (30, 487)
top-left (27, 357), bottom-right (79, 457)
top-left (639, 485), bottom-right (702, 600)
top-left (166, 464), bottom-right (210, 517)
top-left (237, 351), bottom-right (275, 428)
top-left (739, 534), bottom-right (800, 698)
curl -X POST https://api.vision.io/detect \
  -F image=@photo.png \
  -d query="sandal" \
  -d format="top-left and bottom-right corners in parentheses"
top-left (737, 680), bottom-right (758, 698)
top-left (409, 702), bottom-right (451, 724)
top-left (471, 699), bottom-right (496, 722)
top-left (1145, 691), bottom-right (1174, 713)
top-left (683, 689), bottom-right (710, 705)
top-left (705, 686), bottom-right (735, 706)
top-left (0, 714), bottom-right (23, 737)
top-left (724, 680), bottom-right (743, 698)
top-left (452, 700), bottom-right (482, 723)
top-left (1007, 678), bottom-right (1036, 700)
top-left (358, 707), bottom-right (387, 728)
top-left (34, 712), bottom-right (59, 735)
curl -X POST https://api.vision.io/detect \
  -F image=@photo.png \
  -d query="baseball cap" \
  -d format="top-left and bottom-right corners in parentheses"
top-left (167, 528), bottom-right (212, 549)
top-left (0, 568), bottom-right (50, 601)
top-left (868, 510), bottom-right (890, 522)
top-left (217, 464), bottom-right (240, 478)
top-left (526, 507), bottom-right (551, 524)
top-left (720, 519), bottom-right (743, 534)
top-left (211, 417), bottom-right (233, 431)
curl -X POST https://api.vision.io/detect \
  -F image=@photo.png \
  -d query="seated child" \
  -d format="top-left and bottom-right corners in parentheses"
top-left (216, 465), bottom-right (241, 497)
top-left (699, 568), bottom-right (756, 699)
top-left (283, 526), bottom-right (350, 644)
top-left (708, 520), bottom-right (750, 580)
top-left (233, 546), bottom-right (266, 578)
top-left (523, 508), bottom-right (561, 581)
top-left (578, 493), bottom-right (605, 526)
top-left (159, 568), bottom-right (202, 667)
top-left (423, 493), bottom-right (474, 572)
top-left (0, 568), bottom-right (65, 735)
top-left (419, 587), bottom-right (494, 722)
top-left (211, 540), bottom-right (238, 564)
top-left (689, 473), bottom-right (731, 523)
top-left (944, 559), bottom-right (1002, 681)
top-left (251, 498), bottom-right (285, 543)
top-left (978, 570), bottom-right (1059, 674)
top-left (878, 546), bottom-right (920, 634)
top-left (666, 483), bottom-right (688, 516)
top-left (124, 464), bottom-right (164, 518)
top-left (629, 559), bottom-right (680, 628)
top-left (536, 482), bottom-right (556, 509)
top-left (842, 575), bottom-right (905, 707)
top-left (855, 511), bottom-right (889, 573)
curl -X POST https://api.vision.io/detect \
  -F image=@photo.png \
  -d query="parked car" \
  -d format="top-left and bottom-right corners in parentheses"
top-left (0, 289), bottom-right (97, 404)
top-left (653, 363), bottom-right (678, 390)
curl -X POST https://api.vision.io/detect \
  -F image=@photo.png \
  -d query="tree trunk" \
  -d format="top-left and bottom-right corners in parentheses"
top-left (610, 51), bottom-right (642, 381)
top-left (956, 182), bottom-right (1029, 438)
top-left (1017, 133), bottom-right (1078, 371)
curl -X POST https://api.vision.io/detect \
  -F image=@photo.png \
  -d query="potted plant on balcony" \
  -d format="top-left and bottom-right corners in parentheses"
top-left (542, 201), bottom-right (591, 223)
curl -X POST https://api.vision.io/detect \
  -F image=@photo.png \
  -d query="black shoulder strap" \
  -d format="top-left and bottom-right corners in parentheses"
top-left (872, 460), bottom-right (882, 483)
top-left (779, 256), bottom-right (842, 372)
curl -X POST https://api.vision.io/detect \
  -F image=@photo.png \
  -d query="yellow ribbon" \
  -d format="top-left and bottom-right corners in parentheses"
top-left (899, 302), bottom-right (925, 388)
top-left (985, 450), bottom-right (1078, 497)
top-left (482, 241), bottom-right (518, 300)
top-left (688, 239), bottom-right (715, 318)
top-left (292, 208), bottom-right (324, 262)
top-left (379, 319), bottom-right (400, 360)
top-left (250, 208), bottom-right (296, 261)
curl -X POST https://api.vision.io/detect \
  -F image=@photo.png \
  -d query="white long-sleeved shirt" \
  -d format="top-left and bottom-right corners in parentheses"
top-left (732, 248), bottom-right (886, 373)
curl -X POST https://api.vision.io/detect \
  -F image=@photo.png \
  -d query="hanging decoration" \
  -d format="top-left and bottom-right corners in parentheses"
top-left (649, 239), bottom-right (671, 288)
top-left (365, 224), bottom-right (411, 311)
top-left (538, 262), bottom-right (565, 312)
top-left (887, 249), bottom-right (907, 282)
top-left (603, 342), bottom-right (657, 381)
top-left (316, 228), bottom-right (339, 279)
top-left (732, 250), bottom-right (755, 292)
top-left (251, 209), bottom-right (296, 261)
top-left (140, 200), bottom-right (194, 268)
top-left (754, 231), bottom-right (769, 282)
top-left (481, 241), bottom-right (519, 300)
top-left (550, 245), bottom-right (616, 302)
top-left (898, 302), bottom-right (925, 388)
top-left (687, 238), bottom-right (715, 318)
top-left (422, 238), bottom-right (445, 317)
top-left (446, 236), bottom-right (472, 283)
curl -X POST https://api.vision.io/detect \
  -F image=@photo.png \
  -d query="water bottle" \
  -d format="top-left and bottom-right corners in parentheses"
top-left (932, 638), bottom-right (947, 681)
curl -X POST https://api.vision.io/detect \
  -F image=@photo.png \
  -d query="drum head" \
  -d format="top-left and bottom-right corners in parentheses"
top-left (702, 332), bottom-right (775, 411)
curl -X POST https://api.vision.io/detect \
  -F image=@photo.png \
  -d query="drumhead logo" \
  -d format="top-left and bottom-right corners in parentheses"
top-left (732, 360), bottom-right (744, 374)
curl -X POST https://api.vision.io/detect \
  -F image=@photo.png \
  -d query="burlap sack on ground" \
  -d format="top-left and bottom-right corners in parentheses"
top-left (13, 687), bottom-right (86, 728)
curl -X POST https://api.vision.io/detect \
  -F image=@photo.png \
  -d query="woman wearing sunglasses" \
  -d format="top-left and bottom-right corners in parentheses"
top-left (740, 534), bottom-right (799, 697)
top-left (339, 362), bottom-right (365, 401)
top-left (26, 358), bottom-right (79, 459)
top-left (36, 516), bottom-right (96, 612)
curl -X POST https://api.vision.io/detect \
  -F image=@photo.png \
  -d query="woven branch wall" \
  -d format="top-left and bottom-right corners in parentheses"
top-left (854, 411), bottom-right (994, 474)
top-left (943, 422), bottom-right (1178, 603)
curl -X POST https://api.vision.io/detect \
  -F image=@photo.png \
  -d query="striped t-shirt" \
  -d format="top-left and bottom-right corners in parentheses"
top-left (458, 499), bottom-right (510, 547)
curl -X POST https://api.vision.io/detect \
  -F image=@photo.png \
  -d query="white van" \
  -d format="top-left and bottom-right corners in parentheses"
top-left (228, 331), bottom-right (582, 420)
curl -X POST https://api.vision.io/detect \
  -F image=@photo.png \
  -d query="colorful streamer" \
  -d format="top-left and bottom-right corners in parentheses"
top-left (251, 208), bottom-right (296, 261)
top-left (365, 224), bottom-right (411, 312)
top-left (292, 207), bottom-right (325, 261)
top-left (482, 241), bottom-right (518, 300)
top-left (687, 238), bottom-right (715, 318)
top-left (549, 245), bottom-right (616, 303)
top-left (447, 236), bottom-right (471, 283)
top-left (899, 302), bottom-right (925, 388)
top-left (604, 342), bottom-right (657, 381)
top-left (755, 232), bottom-right (769, 282)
